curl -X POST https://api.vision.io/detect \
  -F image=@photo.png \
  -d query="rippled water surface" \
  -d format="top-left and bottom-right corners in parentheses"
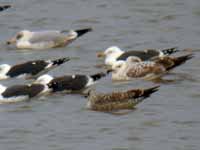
top-left (0, 0), bottom-right (200, 149)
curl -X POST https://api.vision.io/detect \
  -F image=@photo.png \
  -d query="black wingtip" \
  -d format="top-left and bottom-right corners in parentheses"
top-left (90, 72), bottom-right (107, 81)
top-left (167, 53), bottom-right (194, 71)
top-left (75, 28), bottom-right (92, 37)
top-left (161, 47), bottom-right (179, 55)
top-left (52, 57), bottom-right (70, 65)
top-left (142, 85), bottom-right (160, 98)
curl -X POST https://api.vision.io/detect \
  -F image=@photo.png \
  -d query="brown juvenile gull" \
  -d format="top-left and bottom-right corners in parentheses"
top-left (86, 86), bottom-right (159, 112)
top-left (6, 28), bottom-right (92, 49)
top-left (111, 54), bottom-right (193, 81)
top-left (97, 46), bottom-right (179, 66)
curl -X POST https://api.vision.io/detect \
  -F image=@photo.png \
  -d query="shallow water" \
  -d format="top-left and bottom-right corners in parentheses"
top-left (0, 0), bottom-right (200, 149)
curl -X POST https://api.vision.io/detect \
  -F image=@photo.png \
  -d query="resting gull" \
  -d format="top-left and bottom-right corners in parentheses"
top-left (86, 86), bottom-right (159, 112)
top-left (111, 54), bottom-right (193, 81)
top-left (0, 74), bottom-right (53, 103)
top-left (7, 28), bottom-right (92, 49)
top-left (47, 72), bottom-right (109, 93)
top-left (97, 46), bottom-right (179, 66)
top-left (0, 57), bottom-right (70, 80)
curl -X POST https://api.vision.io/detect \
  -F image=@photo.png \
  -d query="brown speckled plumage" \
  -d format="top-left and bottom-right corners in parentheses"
top-left (87, 86), bottom-right (159, 112)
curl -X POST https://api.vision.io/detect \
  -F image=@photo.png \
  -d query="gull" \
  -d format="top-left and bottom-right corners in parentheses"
top-left (86, 86), bottom-right (159, 112)
top-left (97, 46), bottom-right (179, 66)
top-left (0, 57), bottom-right (70, 80)
top-left (7, 28), bottom-right (92, 49)
top-left (111, 54), bottom-right (193, 81)
top-left (47, 72), bottom-right (109, 93)
top-left (0, 74), bottom-right (53, 103)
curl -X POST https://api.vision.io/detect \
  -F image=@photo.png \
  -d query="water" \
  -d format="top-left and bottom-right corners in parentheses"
top-left (0, 0), bottom-right (200, 149)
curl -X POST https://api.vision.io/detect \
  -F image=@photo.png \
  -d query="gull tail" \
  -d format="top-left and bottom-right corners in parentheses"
top-left (166, 54), bottom-right (194, 70)
top-left (75, 28), bottom-right (92, 37)
top-left (128, 86), bottom-right (160, 99)
top-left (126, 86), bottom-right (159, 105)
top-left (52, 57), bottom-right (70, 66)
top-left (141, 86), bottom-right (160, 98)
top-left (90, 71), bottom-right (108, 81)
top-left (161, 47), bottom-right (179, 55)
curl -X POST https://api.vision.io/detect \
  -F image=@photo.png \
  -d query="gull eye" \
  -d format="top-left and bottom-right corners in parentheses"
top-left (117, 65), bottom-right (121, 68)
top-left (16, 33), bottom-right (23, 40)
top-left (108, 51), bottom-right (113, 54)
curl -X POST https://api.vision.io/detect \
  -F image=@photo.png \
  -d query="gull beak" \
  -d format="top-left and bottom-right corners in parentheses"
top-left (97, 51), bottom-right (105, 58)
top-left (106, 69), bottom-right (113, 74)
top-left (6, 37), bottom-right (17, 45)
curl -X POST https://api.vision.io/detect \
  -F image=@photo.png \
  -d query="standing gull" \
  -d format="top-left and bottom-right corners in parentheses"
top-left (47, 72), bottom-right (109, 93)
top-left (0, 74), bottom-right (53, 103)
top-left (0, 57), bottom-right (70, 80)
top-left (97, 46), bottom-right (179, 66)
top-left (111, 54), bottom-right (193, 81)
top-left (86, 86), bottom-right (159, 112)
top-left (7, 28), bottom-right (92, 49)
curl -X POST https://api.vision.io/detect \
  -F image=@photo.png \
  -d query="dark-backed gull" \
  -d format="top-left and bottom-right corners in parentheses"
top-left (97, 46), bottom-right (179, 66)
top-left (0, 57), bottom-right (70, 80)
top-left (47, 72), bottom-right (109, 93)
top-left (0, 74), bottom-right (53, 103)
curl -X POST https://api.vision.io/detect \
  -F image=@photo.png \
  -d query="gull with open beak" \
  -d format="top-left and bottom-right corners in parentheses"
top-left (7, 28), bottom-right (92, 50)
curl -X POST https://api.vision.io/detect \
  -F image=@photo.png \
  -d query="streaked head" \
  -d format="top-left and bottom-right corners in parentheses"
top-left (111, 60), bottom-right (126, 73)
top-left (35, 74), bottom-right (53, 85)
top-left (7, 30), bottom-right (32, 45)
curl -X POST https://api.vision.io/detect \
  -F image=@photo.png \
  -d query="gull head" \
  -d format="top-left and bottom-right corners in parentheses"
top-left (104, 46), bottom-right (123, 57)
top-left (7, 30), bottom-right (33, 45)
top-left (111, 60), bottom-right (126, 73)
top-left (0, 64), bottom-right (11, 75)
top-left (34, 74), bottom-right (53, 85)
top-left (98, 46), bottom-right (124, 66)
top-left (0, 84), bottom-right (6, 94)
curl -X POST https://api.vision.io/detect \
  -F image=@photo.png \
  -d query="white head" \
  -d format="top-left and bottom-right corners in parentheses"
top-left (111, 60), bottom-right (126, 73)
top-left (17, 30), bottom-right (33, 41)
top-left (34, 74), bottom-right (53, 85)
top-left (104, 46), bottom-right (124, 66)
top-left (0, 64), bottom-right (11, 75)
top-left (0, 84), bottom-right (6, 94)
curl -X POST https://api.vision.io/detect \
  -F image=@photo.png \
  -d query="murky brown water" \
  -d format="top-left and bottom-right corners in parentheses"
top-left (0, 0), bottom-right (200, 149)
